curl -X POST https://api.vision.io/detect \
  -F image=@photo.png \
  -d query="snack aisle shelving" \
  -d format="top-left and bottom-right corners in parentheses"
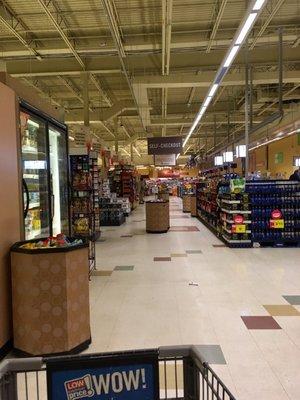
top-left (196, 179), bottom-right (252, 248)
top-left (70, 151), bottom-right (100, 274)
top-left (218, 192), bottom-right (252, 247)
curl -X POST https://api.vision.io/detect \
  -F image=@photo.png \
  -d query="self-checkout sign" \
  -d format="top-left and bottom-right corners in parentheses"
top-left (270, 219), bottom-right (284, 229)
top-left (232, 224), bottom-right (246, 233)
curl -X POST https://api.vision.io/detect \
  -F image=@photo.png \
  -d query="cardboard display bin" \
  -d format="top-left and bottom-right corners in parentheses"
top-left (146, 200), bottom-right (170, 233)
top-left (182, 195), bottom-right (191, 213)
top-left (11, 240), bottom-right (91, 356)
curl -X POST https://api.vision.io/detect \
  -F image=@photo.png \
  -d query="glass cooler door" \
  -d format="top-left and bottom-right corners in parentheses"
top-left (20, 111), bottom-right (51, 240)
top-left (49, 125), bottom-right (69, 236)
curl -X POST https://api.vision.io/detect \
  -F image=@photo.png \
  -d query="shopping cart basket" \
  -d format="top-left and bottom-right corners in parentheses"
top-left (0, 345), bottom-right (236, 400)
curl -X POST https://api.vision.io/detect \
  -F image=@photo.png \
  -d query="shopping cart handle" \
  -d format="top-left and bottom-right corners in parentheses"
top-left (0, 357), bottom-right (43, 379)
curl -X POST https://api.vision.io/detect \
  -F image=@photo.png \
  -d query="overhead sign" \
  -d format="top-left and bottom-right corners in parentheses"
top-left (154, 154), bottom-right (176, 166)
top-left (47, 351), bottom-right (159, 400)
top-left (147, 136), bottom-right (182, 155)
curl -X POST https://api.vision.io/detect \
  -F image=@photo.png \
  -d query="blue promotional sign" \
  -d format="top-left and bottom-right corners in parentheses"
top-left (46, 350), bottom-right (159, 400)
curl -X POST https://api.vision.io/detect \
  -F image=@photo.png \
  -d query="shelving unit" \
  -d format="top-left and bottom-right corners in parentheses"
top-left (70, 151), bottom-right (100, 275)
top-left (246, 180), bottom-right (300, 247)
top-left (109, 165), bottom-right (137, 210)
top-left (219, 192), bottom-right (252, 247)
top-left (196, 180), bottom-right (252, 248)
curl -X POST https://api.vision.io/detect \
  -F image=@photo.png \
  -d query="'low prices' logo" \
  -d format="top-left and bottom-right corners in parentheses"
top-left (64, 374), bottom-right (95, 400)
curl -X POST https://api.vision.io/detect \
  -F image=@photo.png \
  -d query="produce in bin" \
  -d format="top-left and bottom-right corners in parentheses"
top-left (19, 234), bottom-right (83, 250)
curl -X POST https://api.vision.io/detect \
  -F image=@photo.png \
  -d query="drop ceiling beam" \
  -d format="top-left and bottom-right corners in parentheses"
top-left (37, 0), bottom-right (85, 69)
top-left (37, 0), bottom-right (111, 105)
top-left (151, 117), bottom-right (263, 126)
top-left (0, 33), bottom-right (297, 58)
top-left (5, 45), bottom-right (300, 77)
top-left (101, 0), bottom-right (146, 131)
top-left (133, 70), bottom-right (300, 88)
top-left (23, 78), bottom-right (65, 110)
top-left (0, 1), bottom-right (41, 59)
top-left (206, 0), bottom-right (228, 53)
top-left (65, 100), bottom-right (136, 123)
top-left (249, 0), bottom-right (285, 50)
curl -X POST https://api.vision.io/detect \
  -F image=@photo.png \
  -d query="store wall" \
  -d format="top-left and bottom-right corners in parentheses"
top-left (250, 134), bottom-right (300, 177)
top-left (0, 83), bottom-right (22, 354)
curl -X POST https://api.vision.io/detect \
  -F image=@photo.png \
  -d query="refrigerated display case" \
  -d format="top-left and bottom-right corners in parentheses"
top-left (20, 104), bottom-right (70, 240)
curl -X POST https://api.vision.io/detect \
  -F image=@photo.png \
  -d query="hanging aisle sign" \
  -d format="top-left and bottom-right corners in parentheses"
top-left (147, 136), bottom-right (182, 155)
top-left (46, 350), bottom-right (159, 400)
top-left (154, 154), bottom-right (176, 166)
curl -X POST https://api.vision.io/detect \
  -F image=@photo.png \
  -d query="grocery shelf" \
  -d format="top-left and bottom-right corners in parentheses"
top-left (221, 208), bottom-right (251, 214)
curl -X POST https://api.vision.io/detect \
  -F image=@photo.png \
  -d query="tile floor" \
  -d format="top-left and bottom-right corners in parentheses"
top-left (89, 197), bottom-right (300, 400)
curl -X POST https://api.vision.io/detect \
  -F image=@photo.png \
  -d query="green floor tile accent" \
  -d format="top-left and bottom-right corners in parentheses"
top-left (114, 265), bottom-right (135, 271)
top-left (194, 345), bottom-right (227, 365)
top-left (283, 295), bottom-right (300, 305)
top-left (171, 253), bottom-right (187, 257)
top-left (91, 270), bottom-right (112, 276)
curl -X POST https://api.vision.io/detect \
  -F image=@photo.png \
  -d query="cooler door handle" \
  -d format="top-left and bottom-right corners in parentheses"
top-left (23, 178), bottom-right (29, 219)
top-left (51, 194), bottom-right (55, 220)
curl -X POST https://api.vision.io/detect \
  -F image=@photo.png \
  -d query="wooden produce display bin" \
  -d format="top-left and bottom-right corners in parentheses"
top-left (11, 241), bottom-right (91, 356)
top-left (191, 196), bottom-right (197, 217)
top-left (182, 194), bottom-right (191, 213)
top-left (146, 200), bottom-right (170, 233)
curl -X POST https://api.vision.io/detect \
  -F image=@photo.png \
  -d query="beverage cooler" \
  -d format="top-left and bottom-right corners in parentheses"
top-left (20, 102), bottom-right (70, 240)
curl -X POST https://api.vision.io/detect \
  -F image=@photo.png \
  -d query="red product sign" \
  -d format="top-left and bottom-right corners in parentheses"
top-left (271, 209), bottom-right (282, 219)
top-left (234, 214), bottom-right (244, 224)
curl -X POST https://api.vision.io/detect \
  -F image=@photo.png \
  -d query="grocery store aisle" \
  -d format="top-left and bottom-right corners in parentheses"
top-left (90, 197), bottom-right (300, 400)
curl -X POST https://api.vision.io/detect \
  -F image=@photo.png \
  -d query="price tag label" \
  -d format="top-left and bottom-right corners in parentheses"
top-left (270, 219), bottom-right (284, 229)
top-left (232, 224), bottom-right (246, 233)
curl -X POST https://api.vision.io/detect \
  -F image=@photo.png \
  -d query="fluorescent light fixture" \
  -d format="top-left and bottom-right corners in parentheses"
top-left (236, 145), bottom-right (246, 158)
top-left (253, 0), bottom-right (266, 10)
top-left (203, 96), bottom-right (212, 108)
top-left (223, 151), bottom-right (233, 162)
top-left (181, 0), bottom-right (267, 149)
top-left (235, 13), bottom-right (257, 45)
top-left (176, 154), bottom-right (180, 160)
top-left (28, 119), bottom-right (40, 128)
top-left (200, 106), bottom-right (207, 115)
top-left (214, 156), bottom-right (223, 166)
top-left (208, 83), bottom-right (219, 97)
top-left (223, 45), bottom-right (239, 67)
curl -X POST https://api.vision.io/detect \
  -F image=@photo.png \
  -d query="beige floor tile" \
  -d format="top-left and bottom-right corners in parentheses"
top-left (263, 304), bottom-right (300, 316)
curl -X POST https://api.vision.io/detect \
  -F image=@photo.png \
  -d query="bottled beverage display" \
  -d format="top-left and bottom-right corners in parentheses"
top-left (246, 181), bottom-right (300, 243)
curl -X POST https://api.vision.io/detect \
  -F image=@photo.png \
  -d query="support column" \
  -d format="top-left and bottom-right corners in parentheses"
top-left (130, 143), bottom-right (134, 163)
top-left (213, 114), bottom-right (217, 148)
top-left (81, 72), bottom-right (90, 146)
top-left (114, 118), bottom-right (119, 154)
